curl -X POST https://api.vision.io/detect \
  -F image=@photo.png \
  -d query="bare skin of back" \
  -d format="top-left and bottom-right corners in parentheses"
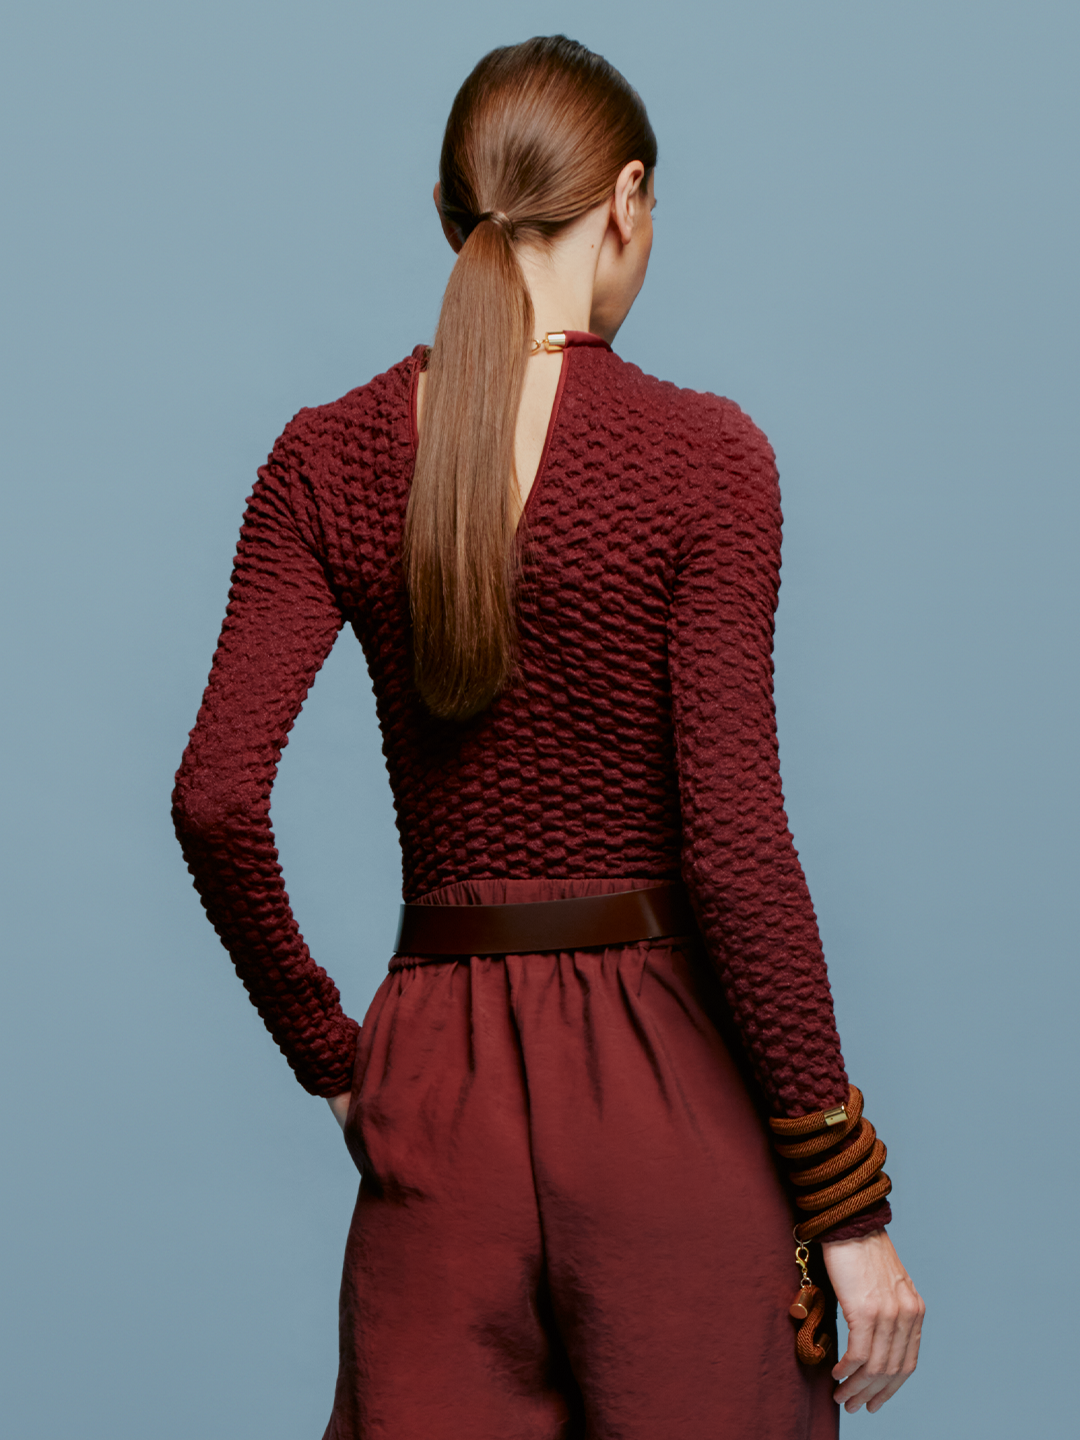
top-left (415, 345), bottom-right (564, 523)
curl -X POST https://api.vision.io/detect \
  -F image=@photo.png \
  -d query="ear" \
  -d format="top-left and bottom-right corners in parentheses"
top-left (610, 160), bottom-right (647, 246)
top-left (434, 181), bottom-right (464, 254)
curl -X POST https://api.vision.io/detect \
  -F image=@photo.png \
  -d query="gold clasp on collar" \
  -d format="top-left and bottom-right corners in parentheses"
top-left (529, 332), bottom-right (567, 355)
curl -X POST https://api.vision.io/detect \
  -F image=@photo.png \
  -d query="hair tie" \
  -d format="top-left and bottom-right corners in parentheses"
top-left (477, 210), bottom-right (516, 240)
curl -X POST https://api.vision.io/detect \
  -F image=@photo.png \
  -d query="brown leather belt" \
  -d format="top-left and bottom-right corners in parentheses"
top-left (394, 883), bottom-right (697, 956)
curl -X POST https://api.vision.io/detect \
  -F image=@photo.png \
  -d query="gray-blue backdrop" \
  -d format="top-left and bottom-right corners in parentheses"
top-left (2, 1), bottom-right (1076, 1435)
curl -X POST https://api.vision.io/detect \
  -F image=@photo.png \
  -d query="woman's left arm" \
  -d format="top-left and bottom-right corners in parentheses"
top-left (822, 1229), bottom-right (926, 1413)
top-left (172, 419), bottom-right (359, 1098)
top-left (668, 398), bottom-right (889, 1242)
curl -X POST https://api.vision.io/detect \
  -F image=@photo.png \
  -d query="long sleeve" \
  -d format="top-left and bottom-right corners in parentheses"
top-left (172, 424), bottom-right (358, 1096)
top-left (669, 407), bottom-right (890, 1235)
top-left (668, 412), bottom-right (890, 1236)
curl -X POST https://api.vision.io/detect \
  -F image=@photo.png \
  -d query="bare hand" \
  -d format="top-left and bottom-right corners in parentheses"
top-left (326, 1091), bottom-right (351, 1131)
top-left (820, 1228), bottom-right (924, 1414)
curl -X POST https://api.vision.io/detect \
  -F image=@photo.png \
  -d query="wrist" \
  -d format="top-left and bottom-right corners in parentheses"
top-left (820, 1226), bottom-right (887, 1252)
top-left (326, 1091), bottom-right (351, 1130)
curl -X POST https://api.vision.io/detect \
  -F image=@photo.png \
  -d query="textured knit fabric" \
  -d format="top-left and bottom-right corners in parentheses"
top-left (172, 336), bottom-right (890, 1234)
top-left (324, 877), bottom-right (838, 1440)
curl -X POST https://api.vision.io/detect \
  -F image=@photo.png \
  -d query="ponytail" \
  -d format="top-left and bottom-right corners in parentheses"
top-left (403, 217), bottom-right (533, 720)
top-left (403, 36), bottom-right (656, 720)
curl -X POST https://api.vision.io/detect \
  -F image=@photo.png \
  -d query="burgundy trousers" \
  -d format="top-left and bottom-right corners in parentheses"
top-left (323, 879), bottom-right (839, 1440)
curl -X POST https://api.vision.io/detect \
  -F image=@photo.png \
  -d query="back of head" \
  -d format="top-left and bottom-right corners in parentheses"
top-left (403, 35), bottom-right (657, 721)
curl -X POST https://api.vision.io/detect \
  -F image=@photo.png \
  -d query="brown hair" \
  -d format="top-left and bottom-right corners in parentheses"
top-left (403, 35), bottom-right (657, 720)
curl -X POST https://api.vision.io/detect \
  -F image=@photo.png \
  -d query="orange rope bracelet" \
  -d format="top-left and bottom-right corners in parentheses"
top-left (770, 1084), bottom-right (892, 1242)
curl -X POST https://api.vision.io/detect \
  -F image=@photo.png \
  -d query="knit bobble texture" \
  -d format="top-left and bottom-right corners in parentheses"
top-left (172, 342), bottom-right (889, 1237)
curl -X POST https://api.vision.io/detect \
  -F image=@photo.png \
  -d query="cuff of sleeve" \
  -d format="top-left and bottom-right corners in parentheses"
top-left (815, 1198), bottom-right (892, 1243)
top-left (291, 1018), bottom-right (361, 1098)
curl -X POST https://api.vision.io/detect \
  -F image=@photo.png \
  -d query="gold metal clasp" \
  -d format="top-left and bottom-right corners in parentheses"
top-left (794, 1242), bottom-right (811, 1284)
top-left (789, 1237), bottom-right (815, 1318)
top-left (529, 332), bottom-right (567, 355)
top-left (823, 1104), bottom-right (848, 1127)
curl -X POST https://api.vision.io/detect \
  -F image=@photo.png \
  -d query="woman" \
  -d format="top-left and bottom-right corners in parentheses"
top-left (173, 34), bottom-right (923, 1439)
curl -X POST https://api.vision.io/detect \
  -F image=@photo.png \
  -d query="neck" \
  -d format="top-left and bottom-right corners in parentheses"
top-left (515, 208), bottom-right (610, 343)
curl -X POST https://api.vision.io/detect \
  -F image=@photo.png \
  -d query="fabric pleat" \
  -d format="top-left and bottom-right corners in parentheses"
top-left (324, 879), bottom-right (838, 1440)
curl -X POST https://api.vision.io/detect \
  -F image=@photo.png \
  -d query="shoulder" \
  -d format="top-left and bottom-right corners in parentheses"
top-left (587, 349), bottom-right (780, 517)
top-left (263, 352), bottom-right (417, 483)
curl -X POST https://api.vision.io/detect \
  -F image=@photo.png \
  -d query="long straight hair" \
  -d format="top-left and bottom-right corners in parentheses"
top-left (403, 36), bottom-right (657, 720)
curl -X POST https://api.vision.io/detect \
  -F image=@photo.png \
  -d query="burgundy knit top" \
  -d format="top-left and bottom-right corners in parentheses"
top-left (173, 334), bottom-right (889, 1234)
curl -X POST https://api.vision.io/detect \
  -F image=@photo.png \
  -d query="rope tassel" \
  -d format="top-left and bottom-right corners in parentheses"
top-left (789, 1274), bottom-right (831, 1365)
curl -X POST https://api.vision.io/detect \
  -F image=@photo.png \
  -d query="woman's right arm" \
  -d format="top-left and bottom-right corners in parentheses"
top-left (326, 1091), bottom-right (352, 1129)
top-left (172, 420), bottom-right (359, 1098)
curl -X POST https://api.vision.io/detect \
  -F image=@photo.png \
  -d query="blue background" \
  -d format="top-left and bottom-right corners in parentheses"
top-left (2, 1), bottom-right (1076, 1434)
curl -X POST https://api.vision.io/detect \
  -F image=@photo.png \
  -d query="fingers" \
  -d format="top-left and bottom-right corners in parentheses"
top-left (865, 1285), bottom-right (924, 1414)
top-left (833, 1312), bottom-right (886, 1411)
top-left (832, 1277), bottom-right (925, 1413)
top-left (822, 1229), bottom-right (925, 1413)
